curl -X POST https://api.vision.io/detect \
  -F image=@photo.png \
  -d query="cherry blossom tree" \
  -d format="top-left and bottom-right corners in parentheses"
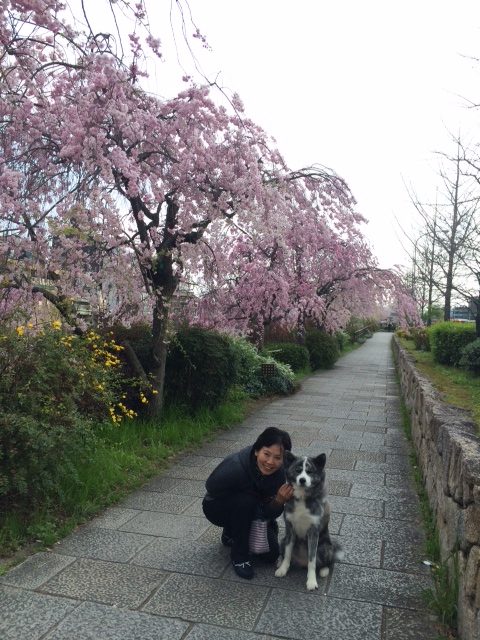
top-left (180, 165), bottom-right (421, 341)
top-left (0, 0), bottom-right (308, 413)
top-left (0, 0), bottom-right (419, 418)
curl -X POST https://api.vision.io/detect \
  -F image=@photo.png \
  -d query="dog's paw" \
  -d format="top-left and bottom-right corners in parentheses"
top-left (306, 578), bottom-right (318, 591)
top-left (319, 567), bottom-right (330, 578)
top-left (275, 563), bottom-right (289, 578)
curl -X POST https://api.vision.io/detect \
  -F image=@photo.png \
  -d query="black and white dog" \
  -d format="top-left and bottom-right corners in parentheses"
top-left (275, 451), bottom-right (343, 591)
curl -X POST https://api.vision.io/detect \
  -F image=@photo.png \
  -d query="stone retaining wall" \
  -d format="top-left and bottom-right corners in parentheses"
top-left (392, 337), bottom-right (480, 640)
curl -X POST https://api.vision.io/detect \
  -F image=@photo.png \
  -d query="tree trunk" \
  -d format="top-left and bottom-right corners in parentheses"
top-left (426, 213), bottom-right (437, 326)
top-left (475, 298), bottom-right (480, 338)
top-left (121, 340), bottom-right (151, 395)
top-left (296, 310), bottom-right (306, 346)
top-left (147, 296), bottom-right (170, 417)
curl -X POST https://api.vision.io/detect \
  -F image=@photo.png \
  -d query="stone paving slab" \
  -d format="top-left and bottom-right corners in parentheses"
top-left (340, 514), bottom-right (425, 545)
top-left (384, 607), bottom-right (442, 640)
top-left (335, 534), bottom-right (383, 567)
top-left (118, 511), bottom-right (210, 538)
top-left (0, 586), bottom-right (78, 640)
top-left (328, 563), bottom-right (432, 609)
top-left (0, 552), bottom-right (76, 589)
top-left (183, 625), bottom-right (272, 640)
top-left (131, 537), bottom-right (230, 577)
top-left (40, 557), bottom-right (167, 607)
top-left (0, 332), bottom-right (443, 639)
top-left (90, 507), bottom-right (140, 529)
top-left (122, 490), bottom-right (196, 512)
top-left (142, 574), bottom-right (271, 629)
top-left (54, 526), bottom-right (153, 562)
top-left (384, 541), bottom-right (432, 574)
top-left (44, 602), bottom-right (189, 640)
top-left (255, 589), bottom-right (383, 640)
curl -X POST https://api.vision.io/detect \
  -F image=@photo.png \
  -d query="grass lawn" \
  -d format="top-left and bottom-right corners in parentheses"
top-left (398, 337), bottom-right (480, 434)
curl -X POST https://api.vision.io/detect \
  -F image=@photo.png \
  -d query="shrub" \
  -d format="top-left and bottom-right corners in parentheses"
top-left (344, 317), bottom-right (377, 342)
top-left (335, 331), bottom-right (351, 352)
top-left (305, 329), bottom-right (339, 370)
top-left (0, 323), bottom-right (129, 509)
top-left (110, 322), bottom-right (153, 373)
top-left (228, 336), bottom-right (262, 388)
top-left (429, 322), bottom-right (477, 366)
top-left (164, 327), bottom-right (237, 410)
top-left (262, 342), bottom-right (309, 372)
top-left (228, 336), bottom-right (295, 398)
top-left (108, 322), bottom-right (155, 413)
top-left (0, 413), bottom-right (88, 509)
top-left (259, 358), bottom-right (296, 396)
top-left (396, 328), bottom-right (412, 340)
top-left (410, 327), bottom-right (430, 351)
top-left (459, 338), bottom-right (480, 374)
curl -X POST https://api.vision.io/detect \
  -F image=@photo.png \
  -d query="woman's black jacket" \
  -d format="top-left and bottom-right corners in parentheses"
top-left (203, 445), bottom-right (285, 519)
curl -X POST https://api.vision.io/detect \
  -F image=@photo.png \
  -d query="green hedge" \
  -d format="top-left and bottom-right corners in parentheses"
top-left (305, 329), bottom-right (339, 370)
top-left (459, 338), bottom-right (480, 374)
top-left (262, 342), bottom-right (310, 372)
top-left (164, 327), bottom-right (237, 411)
top-left (429, 322), bottom-right (477, 366)
top-left (229, 337), bottom-right (296, 398)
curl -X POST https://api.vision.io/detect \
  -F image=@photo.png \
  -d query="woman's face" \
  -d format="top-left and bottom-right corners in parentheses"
top-left (254, 444), bottom-right (284, 476)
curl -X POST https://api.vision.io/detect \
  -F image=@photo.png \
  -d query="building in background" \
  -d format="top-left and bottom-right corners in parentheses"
top-left (451, 306), bottom-right (475, 322)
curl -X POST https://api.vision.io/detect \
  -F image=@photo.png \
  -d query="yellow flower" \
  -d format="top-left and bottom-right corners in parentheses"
top-left (51, 320), bottom-right (61, 330)
top-left (27, 323), bottom-right (34, 329)
top-left (151, 390), bottom-right (158, 395)
top-left (16, 326), bottom-right (25, 336)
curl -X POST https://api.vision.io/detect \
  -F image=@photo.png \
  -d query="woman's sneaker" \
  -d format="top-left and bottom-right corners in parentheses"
top-left (232, 560), bottom-right (254, 579)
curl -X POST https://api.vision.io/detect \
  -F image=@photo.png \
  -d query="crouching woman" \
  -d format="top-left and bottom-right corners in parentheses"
top-left (202, 426), bottom-right (293, 580)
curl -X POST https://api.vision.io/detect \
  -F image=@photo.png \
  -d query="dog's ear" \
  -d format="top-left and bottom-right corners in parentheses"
top-left (283, 450), bottom-right (295, 466)
top-left (314, 453), bottom-right (327, 470)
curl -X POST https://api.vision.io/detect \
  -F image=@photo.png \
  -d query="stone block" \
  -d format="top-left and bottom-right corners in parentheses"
top-left (464, 546), bottom-right (480, 607)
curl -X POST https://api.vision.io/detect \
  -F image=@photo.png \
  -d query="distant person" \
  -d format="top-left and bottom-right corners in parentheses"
top-left (202, 426), bottom-right (294, 580)
top-left (387, 321), bottom-right (393, 332)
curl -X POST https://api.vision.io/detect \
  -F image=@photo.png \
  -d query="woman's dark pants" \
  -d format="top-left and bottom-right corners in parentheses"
top-left (202, 493), bottom-right (279, 564)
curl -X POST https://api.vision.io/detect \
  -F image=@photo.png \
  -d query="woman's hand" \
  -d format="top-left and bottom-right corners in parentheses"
top-left (274, 483), bottom-right (294, 506)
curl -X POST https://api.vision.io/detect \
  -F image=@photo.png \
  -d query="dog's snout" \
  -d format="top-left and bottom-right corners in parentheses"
top-left (299, 477), bottom-right (306, 485)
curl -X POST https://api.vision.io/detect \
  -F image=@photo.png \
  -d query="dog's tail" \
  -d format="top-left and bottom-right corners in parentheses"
top-left (317, 537), bottom-right (344, 568)
top-left (333, 540), bottom-right (344, 562)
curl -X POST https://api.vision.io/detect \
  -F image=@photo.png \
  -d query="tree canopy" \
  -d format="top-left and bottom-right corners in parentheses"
top-left (0, 0), bottom-right (419, 414)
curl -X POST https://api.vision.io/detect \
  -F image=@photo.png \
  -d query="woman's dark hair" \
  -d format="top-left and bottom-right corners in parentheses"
top-left (253, 427), bottom-right (292, 453)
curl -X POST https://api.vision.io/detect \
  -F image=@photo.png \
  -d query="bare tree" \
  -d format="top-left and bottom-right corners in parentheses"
top-left (405, 137), bottom-right (480, 324)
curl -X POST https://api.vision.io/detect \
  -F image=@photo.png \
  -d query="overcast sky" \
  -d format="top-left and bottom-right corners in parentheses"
top-left (144, 0), bottom-right (480, 270)
top-left (79, 0), bottom-right (480, 270)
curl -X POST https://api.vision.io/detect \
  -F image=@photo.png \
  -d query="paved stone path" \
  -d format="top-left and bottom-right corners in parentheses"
top-left (0, 332), bottom-right (443, 639)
